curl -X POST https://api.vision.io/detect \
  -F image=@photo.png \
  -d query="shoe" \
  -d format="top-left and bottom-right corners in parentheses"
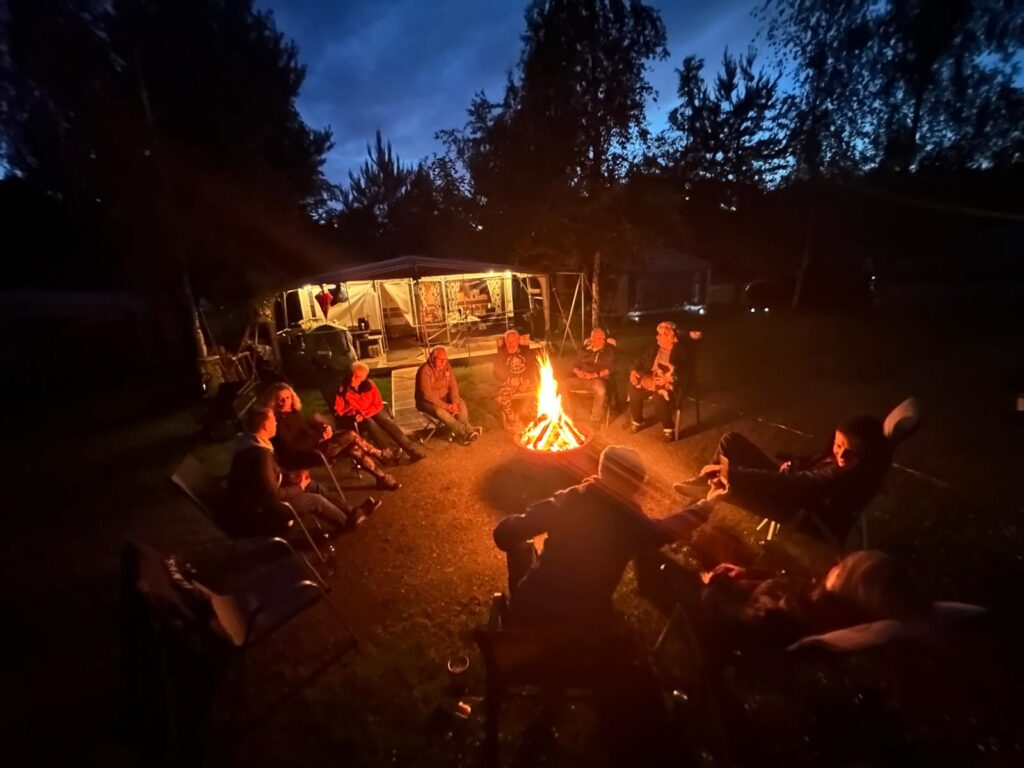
top-left (345, 508), bottom-right (368, 530)
top-left (663, 428), bottom-right (675, 443)
top-left (629, 421), bottom-right (642, 434)
top-left (673, 476), bottom-right (708, 497)
top-left (380, 447), bottom-right (403, 466)
top-left (376, 473), bottom-right (401, 491)
top-left (359, 496), bottom-right (383, 516)
top-left (462, 427), bottom-right (481, 445)
top-left (407, 447), bottom-right (427, 462)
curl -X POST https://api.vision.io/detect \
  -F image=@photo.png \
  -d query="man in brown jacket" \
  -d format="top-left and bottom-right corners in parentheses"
top-left (415, 346), bottom-right (481, 445)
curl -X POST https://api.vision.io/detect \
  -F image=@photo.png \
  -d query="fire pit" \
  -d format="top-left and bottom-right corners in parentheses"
top-left (514, 352), bottom-right (594, 460)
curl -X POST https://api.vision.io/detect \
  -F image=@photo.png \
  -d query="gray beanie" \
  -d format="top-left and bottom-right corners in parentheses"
top-left (598, 445), bottom-right (647, 488)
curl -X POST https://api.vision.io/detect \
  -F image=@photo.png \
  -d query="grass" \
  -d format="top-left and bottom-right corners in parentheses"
top-left (6, 294), bottom-right (1024, 766)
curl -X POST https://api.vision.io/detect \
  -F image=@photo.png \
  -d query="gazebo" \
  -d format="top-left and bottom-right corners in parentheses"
top-left (279, 256), bottom-right (588, 368)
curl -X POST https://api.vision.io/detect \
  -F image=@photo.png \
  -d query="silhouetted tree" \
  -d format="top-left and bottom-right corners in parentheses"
top-left (436, 0), bottom-right (670, 286)
top-left (0, 0), bottom-right (338, 357)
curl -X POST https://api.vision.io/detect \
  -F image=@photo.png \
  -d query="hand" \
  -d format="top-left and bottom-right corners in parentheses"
top-left (700, 463), bottom-right (721, 477)
top-left (708, 563), bottom-right (746, 583)
top-left (706, 479), bottom-right (729, 502)
top-left (448, 402), bottom-right (460, 414)
top-left (355, 414), bottom-right (364, 423)
top-left (778, 460), bottom-right (792, 473)
top-left (629, 370), bottom-right (640, 386)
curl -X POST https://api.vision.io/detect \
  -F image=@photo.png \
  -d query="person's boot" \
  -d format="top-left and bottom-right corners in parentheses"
top-left (406, 446), bottom-right (427, 461)
top-left (374, 472), bottom-right (401, 491)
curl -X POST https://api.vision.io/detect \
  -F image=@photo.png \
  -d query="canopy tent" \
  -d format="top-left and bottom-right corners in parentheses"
top-left (286, 256), bottom-right (588, 366)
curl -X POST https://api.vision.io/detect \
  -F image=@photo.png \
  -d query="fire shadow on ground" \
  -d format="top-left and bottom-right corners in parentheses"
top-left (476, 442), bottom-right (603, 518)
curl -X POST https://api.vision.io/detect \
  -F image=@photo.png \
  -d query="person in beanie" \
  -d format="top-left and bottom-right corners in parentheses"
top-left (492, 445), bottom-right (722, 627)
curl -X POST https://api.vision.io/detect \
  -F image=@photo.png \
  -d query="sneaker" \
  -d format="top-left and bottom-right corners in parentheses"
top-left (359, 496), bottom-right (383, 517)
top-left (407, 447), bottom-right (427, 462)
top-left (462, 427), bottom-right (481, 445)
top-left (673, 475), bottom-right (708, 497)
top-left (376, 473), bottom-right (401, 491)
top-left (663, 429), bottom-right (675, 443)
top-left (629, 421), bottom-right (642, 434)
top-left (345, 508), bottom-right (368, 530)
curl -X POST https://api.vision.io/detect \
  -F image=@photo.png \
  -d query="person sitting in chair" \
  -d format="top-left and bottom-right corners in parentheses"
top-left (415, 346), bottom-right (481, 445)
top-left (494, 329), bottom-right (539, 432)
top-left (570, 326), bottom-right (617, 423)
top-left (628, 321), bottom-right (692, 441)
top-left (335, 362), bottom-right (426, 462)
top-left (492, 445), bottom-right (723, 628)
top-left (227, 407), bottom-right (380, 537)
top-left (675, 416), bottom-right (894, 542)
top-left (259, 382), bottom-right (401, 491)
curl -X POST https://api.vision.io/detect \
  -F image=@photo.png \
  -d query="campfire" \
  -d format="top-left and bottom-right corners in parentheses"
top-left (517, 352), bottom-right (592, 453)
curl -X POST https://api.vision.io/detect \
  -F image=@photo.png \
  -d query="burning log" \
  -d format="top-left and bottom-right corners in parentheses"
top-left (517, 352), bottom-right (591, 454)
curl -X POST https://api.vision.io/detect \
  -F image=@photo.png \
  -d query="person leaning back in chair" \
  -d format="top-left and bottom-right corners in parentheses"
top-left (492, 445), bottom-right (723, 629)
top-left (493, 329), bottom-right (539, 432)
top-left (571, 326), bottom-right (617, 424)
top-left (414, 346), bottom-right (482, 445)
top-left (628, 321), bottom-right (690, 441)
top-left (335, 362), bottom-right (426, 462)
top-left (676, 416), bottom-right (894, 543)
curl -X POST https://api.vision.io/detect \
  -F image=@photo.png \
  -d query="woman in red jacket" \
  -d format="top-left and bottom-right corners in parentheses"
top-left (335, 363), bottom-right (426, 462)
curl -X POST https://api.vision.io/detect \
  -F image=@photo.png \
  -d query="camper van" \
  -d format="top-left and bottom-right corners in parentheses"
top-left (272, 284), bottom-right (357, 378)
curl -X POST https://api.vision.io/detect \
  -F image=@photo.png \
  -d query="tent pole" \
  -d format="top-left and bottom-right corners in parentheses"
top-left (374, 281), bottom-right (387, 356)
top-left (440, 277), bottom-right (451, 346)
top-left (580, 273), bottom-right (586, 344)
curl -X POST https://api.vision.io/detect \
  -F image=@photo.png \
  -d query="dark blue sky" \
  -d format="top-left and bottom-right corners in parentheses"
top-left (258, 0), bottom-right (761, 183)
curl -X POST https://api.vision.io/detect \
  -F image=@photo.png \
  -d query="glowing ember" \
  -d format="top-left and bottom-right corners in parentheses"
top-left (518, 353), bottom-right (590, 452)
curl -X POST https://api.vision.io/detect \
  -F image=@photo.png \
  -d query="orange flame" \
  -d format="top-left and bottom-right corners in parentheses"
top-left (518, 353), bottom-right (589, 452)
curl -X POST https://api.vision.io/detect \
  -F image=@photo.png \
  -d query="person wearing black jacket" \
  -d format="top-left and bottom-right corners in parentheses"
top-left (493, 330), bottom-right (539, 431)
top-left (571, 327), bottom-right (618, 421)
top-left (676, 416), bottom-right (893, 541)
top-left (628, 321), bottom-right (695, 441)
top-left (226, 408), bottom-right (379, 536)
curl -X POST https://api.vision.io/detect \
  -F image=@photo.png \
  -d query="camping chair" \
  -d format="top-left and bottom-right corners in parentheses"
top-left (757, 398), bottom-right (922, 549)
top-left (170, 454), bottom-right (333, 583)
top-left (473, 596), bottom-right (634, 767)
top-left (566, 383), bottom-right (611, 428)
top-left (122, 538), bottom-right (357, 734)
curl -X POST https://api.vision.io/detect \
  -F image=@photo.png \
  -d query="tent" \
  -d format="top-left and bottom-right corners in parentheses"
top-left (283, 256), bottom-right (588, 366)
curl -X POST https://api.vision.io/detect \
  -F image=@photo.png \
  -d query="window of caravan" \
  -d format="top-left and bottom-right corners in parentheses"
top-left (285, 290), bottom-right (303, 326)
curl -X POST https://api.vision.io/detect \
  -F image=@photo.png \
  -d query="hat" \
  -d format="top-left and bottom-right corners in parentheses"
top-left (598, 445), bottom-right (647, 488)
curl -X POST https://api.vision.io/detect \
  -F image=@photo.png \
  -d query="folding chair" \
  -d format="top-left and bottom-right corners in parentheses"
top-left (566, 384), bottom-right (611, 428)
top-left (123, 538), bottom-right (358, 734)
top-left (170, 454), bottom-right (333, 583)
top-left (473, 603), bottom-right (633, 768)
top-left (418, 410), bottom-right (456, 443)
top-left (757, 398), bottom-right (921, 549)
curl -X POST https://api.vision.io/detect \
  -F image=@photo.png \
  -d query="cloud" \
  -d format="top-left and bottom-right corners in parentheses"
top-left (259, 0), bottom-right (762, 182)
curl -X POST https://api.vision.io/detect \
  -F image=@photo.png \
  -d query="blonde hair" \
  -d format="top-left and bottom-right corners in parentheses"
top-left (352, 362), bottom-right (370, 376)
top-left (259, 382), bottom-right (303, 412)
